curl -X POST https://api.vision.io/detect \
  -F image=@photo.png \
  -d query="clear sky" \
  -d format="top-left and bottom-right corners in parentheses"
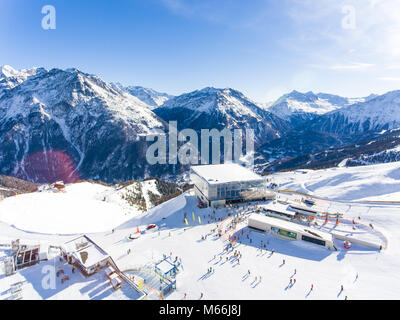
top-left (1, 0), bottom-right (400, 102)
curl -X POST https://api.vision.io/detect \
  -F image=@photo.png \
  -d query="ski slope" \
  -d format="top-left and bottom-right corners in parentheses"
top-left (0, 182), bottom-right (143, 234)
top-left (271, 162), bottom-right (400, 202)
top-left (0, 163), bottom-right (400, 300)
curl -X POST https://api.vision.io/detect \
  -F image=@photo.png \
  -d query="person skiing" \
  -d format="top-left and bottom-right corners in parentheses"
top-left (282, 259), bottom-right (285, 265)
top-left (184, 293), bottom-right (187, 299)
top-left (311, 284), bottom-right (313, 290)
top-left (200, 292), bottom-right (204, 299)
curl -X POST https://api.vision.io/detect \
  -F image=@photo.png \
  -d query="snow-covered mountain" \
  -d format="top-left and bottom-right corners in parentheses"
top-left (1, 64), bottom-right (400, 183)
top-left (311, 90), bottom-right (400, 135)
top-left (0, 66), bottom-right (172, 183)
top-left (155, 87), bottom-right (291, 144)
top-left (261, 127), bottom-right (400, 173)
top-left (0, 65), bottom-right (46, 98)
top-left (267, 90), bottom-right (375, 124)
top-left (112, 83), bottom-right (173, 108)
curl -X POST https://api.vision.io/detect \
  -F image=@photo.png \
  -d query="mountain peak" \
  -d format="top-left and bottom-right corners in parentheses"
top-left (0, 65), bottom-right (18, 78)
top-left (113, 84), bottom-right (173, 108)
top-left (0, 65), bottom-right (47, 79)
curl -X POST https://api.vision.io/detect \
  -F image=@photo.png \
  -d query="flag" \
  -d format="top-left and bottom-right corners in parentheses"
top-left (192, 212), bottom-right (195, 221)
top-left (136, 226), bottom-right (140, 233)
top-left (138, 278), bottom-right (144, 291)
top-left (198, 216), bottom-right (201, 224)
top-left (184, 218), bottom-right (189, 225)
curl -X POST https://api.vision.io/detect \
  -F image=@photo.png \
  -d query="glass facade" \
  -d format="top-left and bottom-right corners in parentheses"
top-left (190, 171), bottom-right (209, 199)
top-left (207, 180), bottom-right (265, 201)
top-left (191, 167), bottom-right (266, 203)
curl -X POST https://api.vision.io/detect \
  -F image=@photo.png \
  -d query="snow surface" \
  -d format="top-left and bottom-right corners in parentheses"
top-left (0, 182), bottom-right (142, 234)
top-left (271, 161), bottom-right (400, 202)
top-left (267, 91), bottom-right (368, 120)
top-left (1, 162), bottom-right (400, 299)
top-left (191, 163), bottom-right (263, 184)
top-left (333, 90), bottom-right (400, 130)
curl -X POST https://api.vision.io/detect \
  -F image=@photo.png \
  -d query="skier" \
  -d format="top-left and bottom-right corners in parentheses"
top-left (341, 285), bottom-right (343, 291)
top-left (293, 279), bottom-right (296, 285)
top-left (294, 269), bottom-right (297, 275)
top-left (311, 284), bottom-right (313, 290)
top-left (200, 292), bottom-right (204, 299)
top-left (184, 293), bottom-right (187, 299)
top-left (282, 259), bottom-right (285, 265)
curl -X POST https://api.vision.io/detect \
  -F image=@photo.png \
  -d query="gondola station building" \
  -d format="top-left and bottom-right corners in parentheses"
top-left (248, 214), bottom-right (335, 250)
top-left (190, 163), bottom-right (270, 207)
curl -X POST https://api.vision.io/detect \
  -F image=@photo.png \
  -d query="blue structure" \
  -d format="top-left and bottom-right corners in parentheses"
top-left (155, 258), bottom-right (178, 296)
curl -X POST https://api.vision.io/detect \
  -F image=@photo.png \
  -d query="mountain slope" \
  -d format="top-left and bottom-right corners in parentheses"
top-left (267, 90), bottom-right (375, 126)
top-left (0, 67), bottom-right (170, 183)
top-left (154, 87), bottom-right (291, 145)
top-left (111, 83), bottom-right (173, 108)
top-left (0, 65), bottom-right (46, 98)
top-left (260, 128), bottom-right (400, 173)
top-left (311, 90), bottom-right (400, 135)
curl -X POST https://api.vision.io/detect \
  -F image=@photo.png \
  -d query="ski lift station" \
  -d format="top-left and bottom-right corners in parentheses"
top-left (248, 213), bottom-right (335, 250)
top-left (191, 163), bottom-right (274, 207)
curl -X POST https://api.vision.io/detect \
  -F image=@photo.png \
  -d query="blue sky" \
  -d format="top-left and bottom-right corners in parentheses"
top-left (1, 0), bottom-right (400, 101)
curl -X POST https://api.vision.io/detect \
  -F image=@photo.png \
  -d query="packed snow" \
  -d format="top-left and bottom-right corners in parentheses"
top-left (0, 182), bottom-right (142, 234)
top-left (271, 161), bottom-right (400, 202)
top-left (1, 162), bottom-right (400, 300)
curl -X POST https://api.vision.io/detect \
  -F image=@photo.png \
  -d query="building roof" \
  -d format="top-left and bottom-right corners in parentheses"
top-left (191, 163), bottom-right (263, 185)
top-left (155, 259), bottom-right (176, 274)
top-left (64, 236), bottom-right (109, 269)
top-left (258, 202), bottom-right (296, 216)
top-left (248, 213), bottom-right (332, 241)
